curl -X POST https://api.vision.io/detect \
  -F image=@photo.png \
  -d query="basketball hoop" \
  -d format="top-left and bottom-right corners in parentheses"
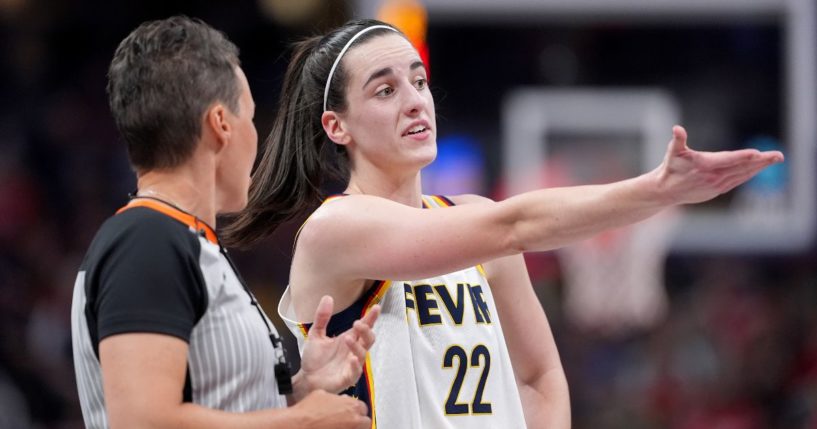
top-left (558, 208), bottom-right (680, 336)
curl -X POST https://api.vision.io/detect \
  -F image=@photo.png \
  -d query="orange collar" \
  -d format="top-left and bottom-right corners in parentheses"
top-left (116, 198), bottom-right (219, 245)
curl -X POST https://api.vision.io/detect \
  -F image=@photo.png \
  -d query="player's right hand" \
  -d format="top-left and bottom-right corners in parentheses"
top-left (651, 125), bottom-right (784, 205)
top-left (292, 389), bottom-right (370, 429)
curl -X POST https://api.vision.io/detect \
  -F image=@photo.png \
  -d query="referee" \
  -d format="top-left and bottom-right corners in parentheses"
top-left (70, 16), bottom-right (376, 429)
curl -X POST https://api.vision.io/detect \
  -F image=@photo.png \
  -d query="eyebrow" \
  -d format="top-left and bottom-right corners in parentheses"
top-left (363, 67), bottom-right (393, 89)
top-left (362, 60), bottom-right (426, 89)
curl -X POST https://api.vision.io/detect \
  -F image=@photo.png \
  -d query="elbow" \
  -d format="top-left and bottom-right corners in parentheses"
top-left (505, 224), bottom-right (529, 255)
top-left (491, 201), bottom-right (528, 255)
top-left (505, 215), bottom-right (547, 254)
top-left (505, 211), bottom-right (566, 254)
top-left (494, 197), bottom-right (549, 255)
top-left (522, 365), bottom-right (568, 392)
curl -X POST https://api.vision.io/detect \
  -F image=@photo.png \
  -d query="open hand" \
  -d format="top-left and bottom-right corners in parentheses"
top-left (653, 126), bottom-right (784, 205)
top-left (296, 296), bottom-right (380, 397)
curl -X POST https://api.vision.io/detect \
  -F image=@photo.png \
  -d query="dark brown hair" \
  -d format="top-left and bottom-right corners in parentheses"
top-left (222, 19), bottom-right (403, 248)
top-left (107, 15), bottom-right (241, 171)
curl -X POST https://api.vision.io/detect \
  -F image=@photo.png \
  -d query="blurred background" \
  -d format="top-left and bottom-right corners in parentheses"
top-left (0, 0), bottom-right (815, 427)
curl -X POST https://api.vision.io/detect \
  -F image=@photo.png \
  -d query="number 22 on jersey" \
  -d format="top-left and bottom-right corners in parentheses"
top-left (442, 344), bottom-right (492, 415)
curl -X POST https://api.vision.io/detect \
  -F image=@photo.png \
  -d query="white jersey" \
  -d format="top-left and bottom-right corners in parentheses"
top-left (279, 195), bottom-right (527, 428)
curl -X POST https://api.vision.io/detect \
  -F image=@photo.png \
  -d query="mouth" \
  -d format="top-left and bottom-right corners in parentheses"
top-left (402, 121), bottom-right (432, 138)
top-left (406, 125), bottom-right (428, 136)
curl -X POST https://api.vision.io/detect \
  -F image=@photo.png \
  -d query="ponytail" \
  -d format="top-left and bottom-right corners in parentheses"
top-left (222, 36), bottom-right (330, 248)
top-left (222, 19), bottom-right (403, 248)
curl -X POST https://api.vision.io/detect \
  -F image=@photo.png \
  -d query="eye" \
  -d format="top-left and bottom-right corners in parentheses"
top-left (414, 78), bottom-right (427, 90)
top-left (376, 86), bottom-right (395, 97)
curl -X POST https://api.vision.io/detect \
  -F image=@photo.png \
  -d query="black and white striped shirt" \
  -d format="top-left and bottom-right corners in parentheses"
top-left (71, 199), bottom-right (286, 428)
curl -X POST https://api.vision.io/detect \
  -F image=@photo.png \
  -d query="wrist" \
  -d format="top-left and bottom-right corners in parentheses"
top-left (638, 168), bottom-right (673, 207)
top-left (289, 370), bottom-right (311, 404)
top-left (278, 403), bottom-right (310, 428)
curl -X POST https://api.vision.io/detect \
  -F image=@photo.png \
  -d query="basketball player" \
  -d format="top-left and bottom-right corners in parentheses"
top-left (71, 16), bottom-right (378, 429)
top-left (224, 19), bottom-right (783, 428)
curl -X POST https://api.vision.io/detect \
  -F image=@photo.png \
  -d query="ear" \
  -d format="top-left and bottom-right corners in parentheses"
top-left (321, 111), bottom-right (352, 147)
top-left (204, 103), bottom-right (231, 152)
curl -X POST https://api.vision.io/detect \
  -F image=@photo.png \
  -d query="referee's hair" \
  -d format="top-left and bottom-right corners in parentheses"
top-left (107, 15), bottom-right (241, 172)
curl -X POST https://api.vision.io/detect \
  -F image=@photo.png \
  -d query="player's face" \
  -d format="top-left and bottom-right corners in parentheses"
top-left (220, 66), bottom-right (258, 213)
top-left (338, 33), bottom-right (437, 175)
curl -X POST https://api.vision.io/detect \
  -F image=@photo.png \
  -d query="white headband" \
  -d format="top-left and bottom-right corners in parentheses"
top-left (323, 25), bottom-right (398, 112)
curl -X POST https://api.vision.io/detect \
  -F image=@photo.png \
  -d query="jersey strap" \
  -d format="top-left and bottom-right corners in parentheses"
top-left (421, 194), bottom-right (455, 208)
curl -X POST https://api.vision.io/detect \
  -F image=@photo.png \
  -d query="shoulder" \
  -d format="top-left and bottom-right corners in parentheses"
top-left (295, 195), bottom-right (378, 250)
top-left (82, 207), bottom-right (209, 343)
top-left (85, 207), bottom-right (201, 271)
top-left (443, 194), bottom-right (495, 206)
top-left (295, 193), bottom-right (451, 266)
top-left (300, 194), bottom-right (401, 233)
top-left (105, 206), bottom-right (196, 239)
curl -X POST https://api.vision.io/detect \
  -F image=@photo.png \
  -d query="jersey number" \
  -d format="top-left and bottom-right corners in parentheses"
top-left (442, 345), bottom-right (492, 415)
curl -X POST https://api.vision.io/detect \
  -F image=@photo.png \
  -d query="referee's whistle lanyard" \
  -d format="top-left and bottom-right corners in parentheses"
top-left (219, 245), bottom-right (293, 395)
top-left (124, 193), bottom-right (293, 394)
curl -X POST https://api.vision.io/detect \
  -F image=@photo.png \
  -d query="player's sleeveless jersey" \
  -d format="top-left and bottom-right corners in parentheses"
top-left (279, 195), bottom-right (527, 429)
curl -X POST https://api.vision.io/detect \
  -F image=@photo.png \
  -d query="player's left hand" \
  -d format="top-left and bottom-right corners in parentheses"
top-left (295, 295), bottom-right (380, 397)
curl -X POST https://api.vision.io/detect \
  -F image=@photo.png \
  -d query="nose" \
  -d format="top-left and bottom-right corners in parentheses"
top-left (402, 81), bottom-right (427, 116)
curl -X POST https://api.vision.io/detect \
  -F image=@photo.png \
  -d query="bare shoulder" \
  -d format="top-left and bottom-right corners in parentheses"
top-left (291, 195), bottom-right (373, 284)
top-left (445, 193), bottom-right (495, 206)
top-left (296, 194), bottom-right (400, 252)
top-left (297, 195), bottom-right (365, 246)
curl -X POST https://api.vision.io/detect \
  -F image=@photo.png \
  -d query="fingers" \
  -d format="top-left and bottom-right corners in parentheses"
top-left (340, 396), bottom-right (368, 418)
top-left (352, 319), bottom-right (376, 350)
top-left (338, 318), bottom-right (375, 364)
top-left (360, 304), bottom-right (381, 328)
top-left (710, 149), bottom-right (768, 169)
top-left (303, 391), bottom-right (370, 429)
top-left (766, 150), bottom-right (785, 163)
top-left (667, 124), bottom-right (784, 168)
top-left (342, 331), bottom-right (368, 364)
top-left (350, 398), bottom-right (371, 429)
top-left (310, 295), bottom-right (334, 338)
top-left (716, 168), bottom-right (768, 194)
top-left (713, 152), bottom-right (780, 191)
top-left (338, 395), bottom-right (370, 429)
top-left (668, 125), bottom-right (688, 155)
top-left (352, 398), bottom-right (369, 417)
top-left (337, 307), bottom-right (378, 378)
top-left (706, 149), bottom-right (784, 174)
top-left (355, 416), bottom-right (372, 429)
top-left (702, 154), bottom-right (781, 195)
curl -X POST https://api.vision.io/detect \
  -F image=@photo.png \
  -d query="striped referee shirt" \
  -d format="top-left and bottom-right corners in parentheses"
top-left (71, 199), bottom-right (286, 428)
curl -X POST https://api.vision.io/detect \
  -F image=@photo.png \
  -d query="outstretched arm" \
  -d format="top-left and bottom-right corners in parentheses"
top-left (502, 125), bottom-right (783, 251)
top-left (295, 126), bottom-right (783, 303)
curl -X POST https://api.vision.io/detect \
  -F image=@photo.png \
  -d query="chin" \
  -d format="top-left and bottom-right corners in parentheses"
top-left (419, 143), bottom-right (437, 166)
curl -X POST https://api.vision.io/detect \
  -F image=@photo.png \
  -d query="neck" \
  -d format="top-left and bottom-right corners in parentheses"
top-left (346, 168), bottom-right (424, 208)
top-left (135, 165), bottom-right (217, 228)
